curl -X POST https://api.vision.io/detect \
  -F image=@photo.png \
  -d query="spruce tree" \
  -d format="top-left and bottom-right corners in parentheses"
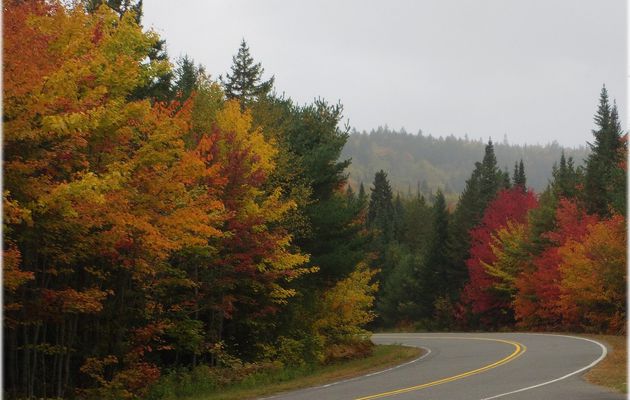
top-left (393, 193), bottom-right (405, 242)
top-left (358, 182), bottom-right (367, 205)
top-left (447, 140), bottom-right (505, 301)
top-left (221, 40), bottom-right (274, 107)
top-left (415, 190), bottom-right (451, 317)
top-left (367, 170), bottom-right (395, 242)
top-left (513, 159), bottom-right (526, 188)
top-left (173, 55), bottom-right (204, 101)
top-left (584, 85), bottom-right (626, 216)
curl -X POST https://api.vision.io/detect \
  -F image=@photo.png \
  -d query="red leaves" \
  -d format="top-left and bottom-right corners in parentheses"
top-left (460, 188), bottom-right (538, 326)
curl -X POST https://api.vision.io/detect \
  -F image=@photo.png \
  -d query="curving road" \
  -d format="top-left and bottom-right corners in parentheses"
top-left (264, 333), bottom-right (625, 400)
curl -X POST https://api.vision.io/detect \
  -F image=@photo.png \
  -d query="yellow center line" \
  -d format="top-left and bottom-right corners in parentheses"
top-left (355, 336), bottom-right (527, 400)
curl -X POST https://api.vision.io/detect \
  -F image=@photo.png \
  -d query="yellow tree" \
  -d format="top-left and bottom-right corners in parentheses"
top-left (558, 215), bottom-right (626, 333)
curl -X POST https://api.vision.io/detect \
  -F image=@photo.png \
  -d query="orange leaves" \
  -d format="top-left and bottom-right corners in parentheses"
top-left (42, 287), bottom-right (109, 314)
top-left (557, 214), bottom-right (626, 333)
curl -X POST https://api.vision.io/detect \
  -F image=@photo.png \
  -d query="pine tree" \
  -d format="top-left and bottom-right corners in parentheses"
top-left (221, 39), bottom-right (274, 107)
top-left (393, 193), bottom-right (405, 242)
top-left (447, 140), bottom-right (506, 303)
top-left (479, 139), bottom-right (503, 203)
top-left (367, 170), bottom-right (395, 242)
top-left (358, 181), bottom-right (367, 205)
top-left (415, 190), bottom-right (452, 317)
top-left (512, 159), bottom-right (526, 188)
top-left (173, 55), bottom-right (204, 101)
top-left (551, 152), bottom-right (581, 199)
top-left (584, 85), bottom-right (626, 216)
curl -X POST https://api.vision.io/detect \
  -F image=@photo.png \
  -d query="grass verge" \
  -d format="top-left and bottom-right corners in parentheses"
top-left (152, 344), bottom-right (422, 400)
top-left (580, 334), bottom-right (627, 394)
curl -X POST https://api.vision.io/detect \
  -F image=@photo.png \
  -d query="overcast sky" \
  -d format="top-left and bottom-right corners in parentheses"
top-left (143, 0), bottom-right (627, 148)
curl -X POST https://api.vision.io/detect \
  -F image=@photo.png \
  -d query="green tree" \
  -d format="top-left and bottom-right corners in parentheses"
top-left (173, 55), bottom-right (205, 101)
top-left (584, 85), bottom-right (626, 216)
top-left (221, 39), bottom-right (274, 107)
top-left (512, 159), bottom-right (526, 188)
top-left (367, 170), bottom-right (395, 243)
top-left (424, 191), bottom-right (452, 297)
top-left (447, 140), bottom-right (505, 302)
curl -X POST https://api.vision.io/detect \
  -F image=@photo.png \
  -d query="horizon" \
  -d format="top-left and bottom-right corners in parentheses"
top-left (143, 0), bottom-right (627, 149)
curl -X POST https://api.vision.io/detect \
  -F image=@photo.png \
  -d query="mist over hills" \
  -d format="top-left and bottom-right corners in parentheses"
top-left (342, 126), bottom-right (590, 196)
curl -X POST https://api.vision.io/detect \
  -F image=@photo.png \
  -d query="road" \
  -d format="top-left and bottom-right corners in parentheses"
top-left (264, 332), bottom-right (625, 400)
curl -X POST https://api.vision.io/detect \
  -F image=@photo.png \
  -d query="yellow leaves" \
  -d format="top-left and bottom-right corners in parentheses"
top-left (482, 220), bottom-right (528, 296)
top-left (215, 100), bottom-right (277, 175)
top-left (315, 262), bottom-right (378, 342)
top-left (557, 215), bottom-right (626, 332)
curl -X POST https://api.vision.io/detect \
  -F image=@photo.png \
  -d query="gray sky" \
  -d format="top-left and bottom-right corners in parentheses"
top-left (143, 0), bottom-right (627, 147)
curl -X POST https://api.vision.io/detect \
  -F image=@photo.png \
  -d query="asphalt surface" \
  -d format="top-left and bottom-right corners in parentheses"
top-left (264, 332), bottom-right (625, 400)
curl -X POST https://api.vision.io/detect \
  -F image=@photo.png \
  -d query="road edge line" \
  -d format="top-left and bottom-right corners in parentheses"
top-left (258, 345), bottom-right (431, 400)
top-left (478, 333), bottom-right (608, 400)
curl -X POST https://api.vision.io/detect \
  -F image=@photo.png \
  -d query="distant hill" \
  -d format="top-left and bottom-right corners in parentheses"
top-left (341, 127), bottom-right (589, 197)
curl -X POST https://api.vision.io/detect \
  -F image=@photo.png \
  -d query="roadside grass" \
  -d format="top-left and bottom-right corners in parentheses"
top-left (580, 334), bottom-right (627, 394)
top-left (149, 344), bottom-right (422, 400)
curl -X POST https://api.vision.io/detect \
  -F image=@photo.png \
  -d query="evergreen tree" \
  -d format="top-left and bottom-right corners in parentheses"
top-left (221, 39), bottom-right (274, 107)
top-left (584, 85), bottom-right (626, 216)
top-left (414, 190), bottom-right (452, 318)
top-left (551, 152), bottom-right (582, 199)
top-left (393, 193), bottom-right (405, 242)
top-left (479, 139), bottom-right (504, 203)
top-left (502, 168), bottom-right (511, 189)
top-left (173, 55), bottom-right (205, 101)
top-left (367, 170), bottom-right (395, 242)
top-left (447, 140), bottom-right (506, 303)
top-left (427, 191), bottom-right (452, 294)
top-left (513, 159), bottom-right (526, 188)
top-left (358, 182), bottom-right (367, 202)
top-left (403, 194), bottom-right (432, 253)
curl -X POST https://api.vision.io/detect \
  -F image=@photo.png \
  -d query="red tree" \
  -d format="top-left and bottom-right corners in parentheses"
top-left (514, 199), bottom-right (597, 329)
top-left (459, 188), bottom-right (538, 327)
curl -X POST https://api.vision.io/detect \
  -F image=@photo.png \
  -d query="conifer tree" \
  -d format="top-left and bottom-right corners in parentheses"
top-left (414, 190), bottom-right (452, 317)
top-left (513, 159), bottom-right (526, 188)
top-left (173, 55), bottom-right (205, 101)
top-left (358, 181), bottom-right (367, 205)
top-left (584, 85), bottom-right (626, 216)
top-left (367, 170), bottom-right (395, 242)
top-left (221, 39), bottom-right (274, 107)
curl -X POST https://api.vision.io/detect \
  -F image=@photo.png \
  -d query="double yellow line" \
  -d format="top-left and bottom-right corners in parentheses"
top-left (355, 336), bottom-right (526, 400)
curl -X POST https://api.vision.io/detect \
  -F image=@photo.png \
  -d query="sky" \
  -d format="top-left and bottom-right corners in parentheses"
top-left (143, 0), bottom-right (627, 148)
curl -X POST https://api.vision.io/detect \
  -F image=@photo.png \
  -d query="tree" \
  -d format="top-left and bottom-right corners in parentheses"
top-left (367, 170), bottom-right (395, 243)
top-left (558, 214), bottom-right (626, 333)
top-left (512, 160), bottom-right (526, 188)
top-left (221, 39), bottom-right (274, 107)
top-left (514, 199), bottom-right (597, 329)
top-left (584, 85), bottom-right (626, 216)
top-left (447, 140), bottom-right (506, 307)
top-left (172, 55), bottom-right (205, 101)
top-left (460, 187), bottom-right (538, 328)
top-left (421, 191), bottom-right (452, 301)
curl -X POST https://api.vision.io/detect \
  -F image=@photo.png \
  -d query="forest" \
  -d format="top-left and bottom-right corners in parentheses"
top-left (3, 1), bottom-right (627, 399)
top-left (342, 127), bottom-right (590, 199)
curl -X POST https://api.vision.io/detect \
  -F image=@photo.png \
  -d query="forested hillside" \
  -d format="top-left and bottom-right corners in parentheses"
top-left (342, 128), bottom-right (589, 196)
top-left (3, 1), bottom-right (626, 399)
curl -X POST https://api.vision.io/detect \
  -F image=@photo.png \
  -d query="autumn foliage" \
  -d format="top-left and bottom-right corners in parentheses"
top-left (3, 2), bottom-right (375, 399)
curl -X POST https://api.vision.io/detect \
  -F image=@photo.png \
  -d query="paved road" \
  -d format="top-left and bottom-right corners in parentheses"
top-left (264, 332), bottom-right (625, 400)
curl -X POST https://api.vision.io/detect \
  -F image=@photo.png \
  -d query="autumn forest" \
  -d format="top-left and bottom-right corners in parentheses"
top-left (3, 1), bottom-right (627, 399)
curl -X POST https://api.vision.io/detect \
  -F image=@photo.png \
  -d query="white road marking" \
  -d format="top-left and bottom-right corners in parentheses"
top-left (479, 333), bottom-right (608, 400)
top-left (259, 346), bottom-right (431, 399)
